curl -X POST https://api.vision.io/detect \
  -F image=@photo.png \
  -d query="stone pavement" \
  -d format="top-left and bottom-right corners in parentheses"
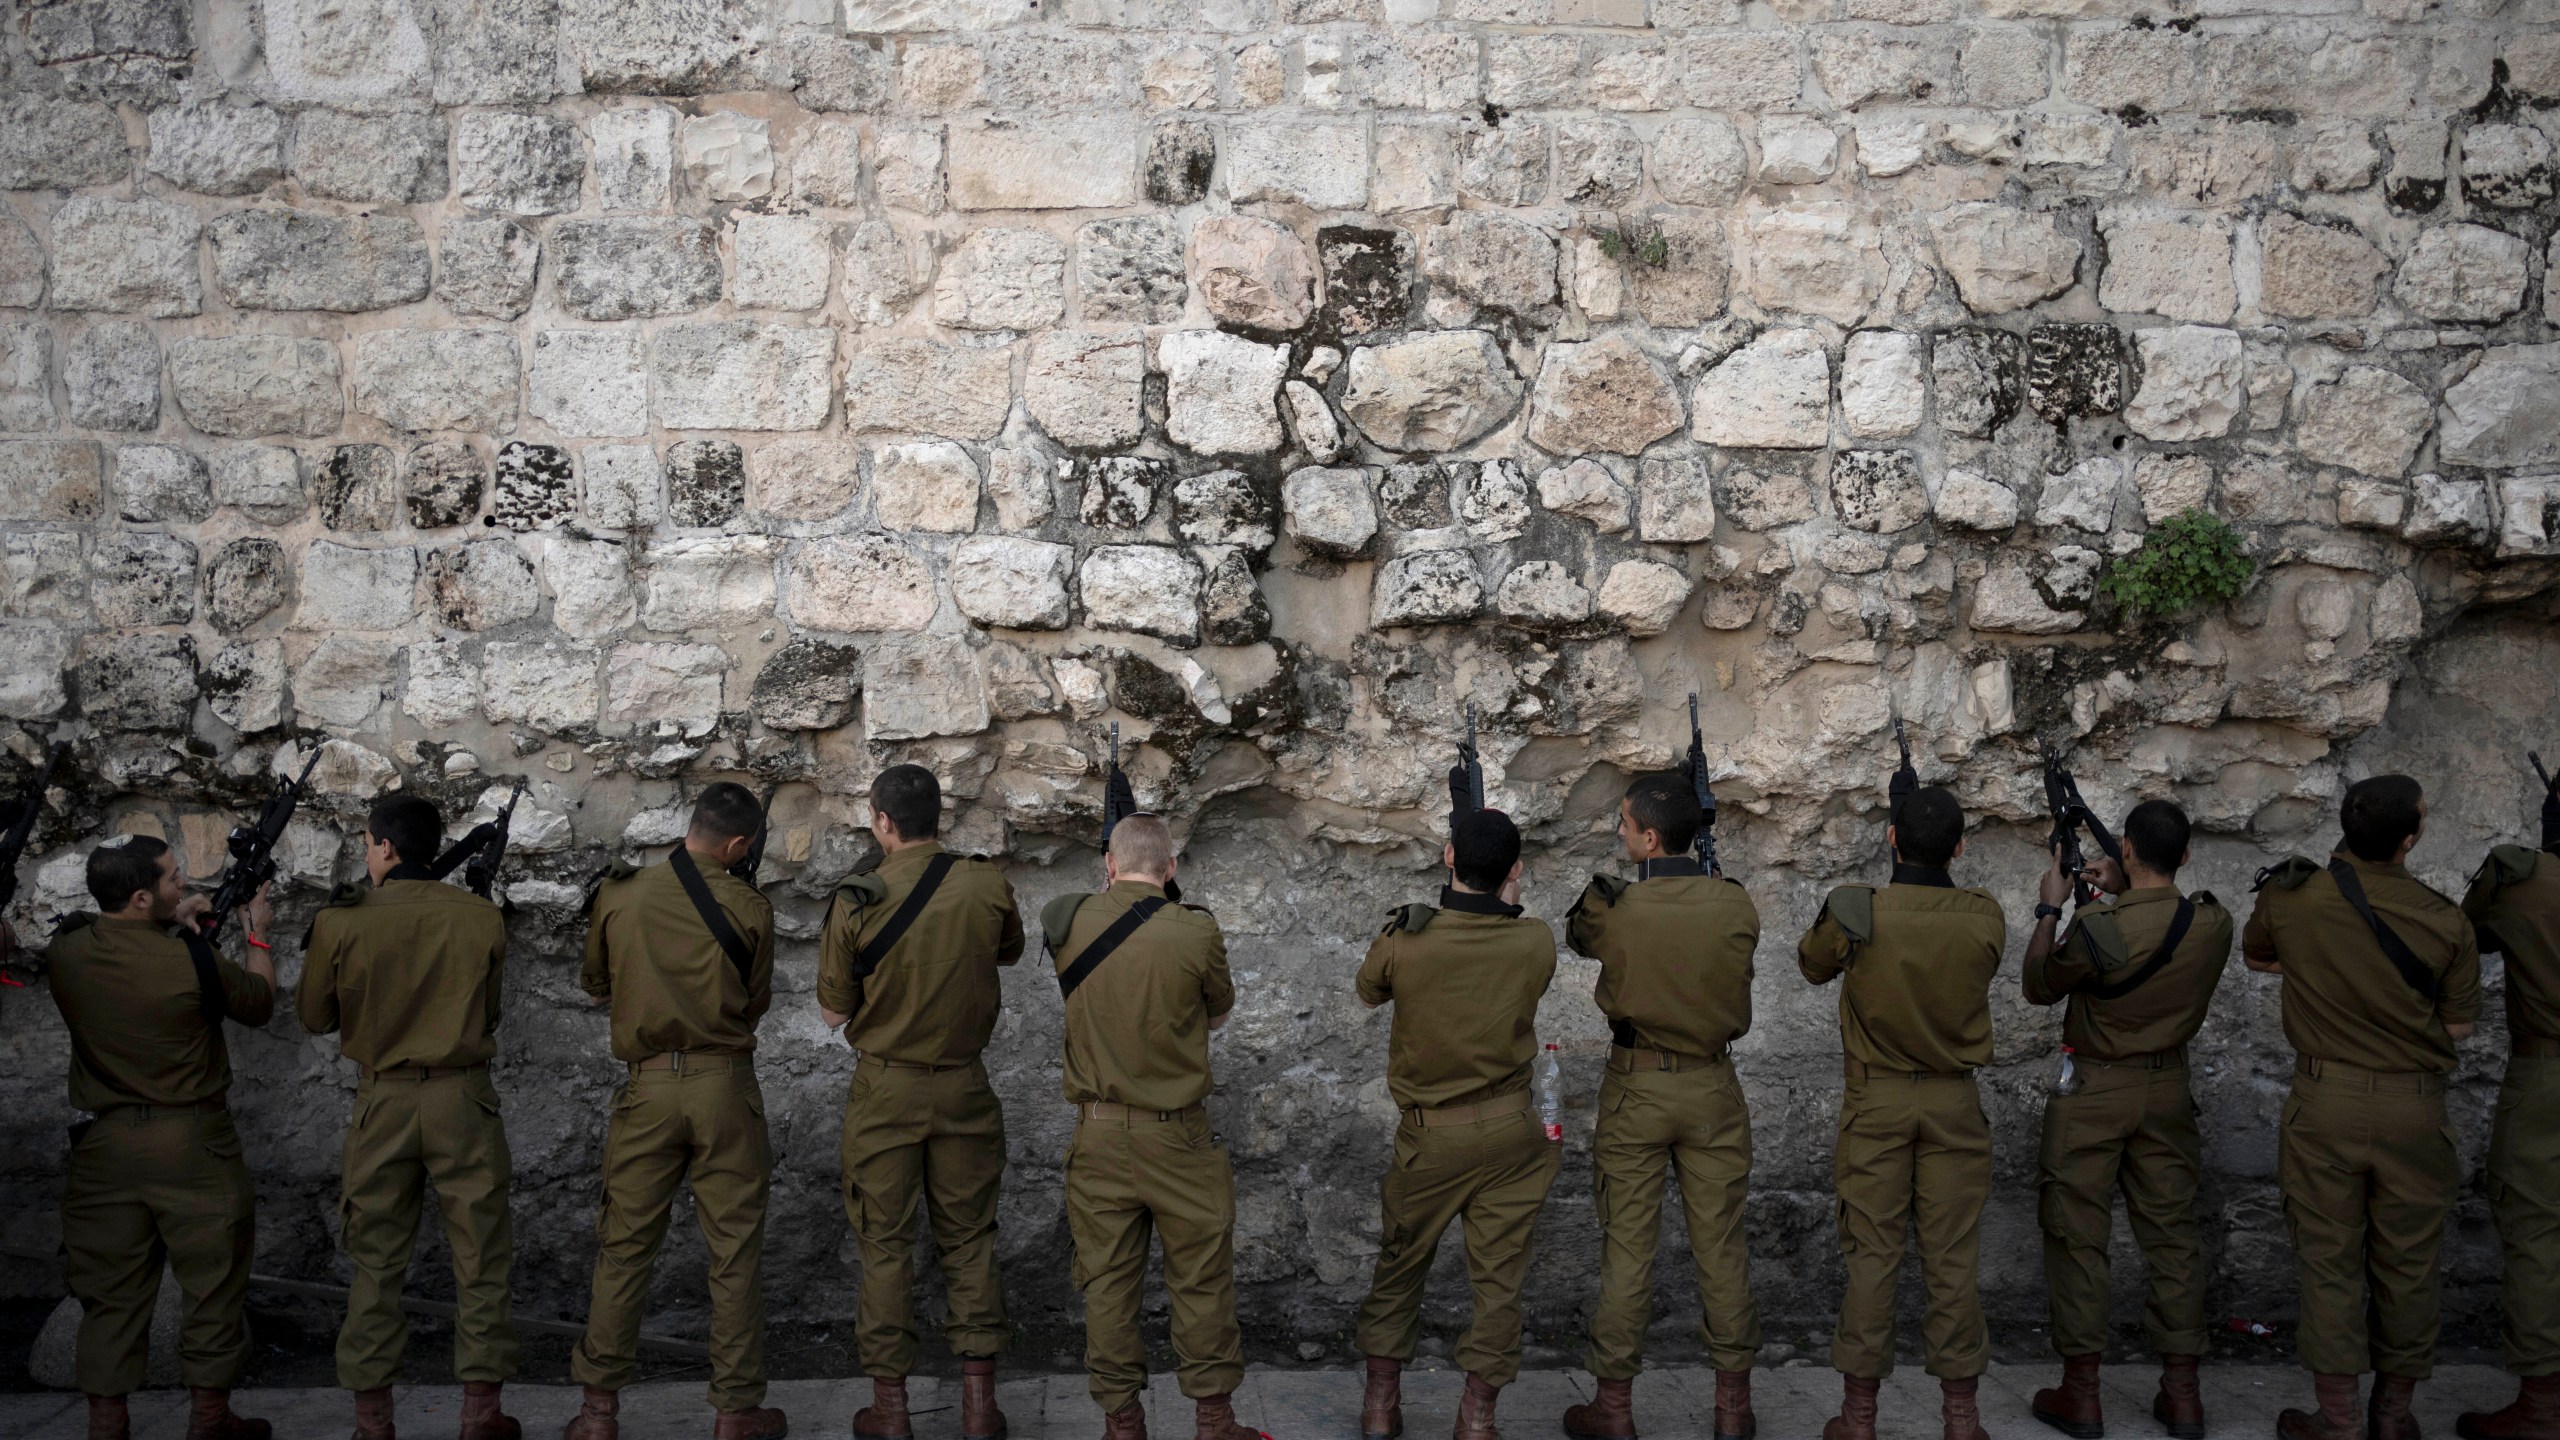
top-left (0, 1364), bottom-right (2521, 1440)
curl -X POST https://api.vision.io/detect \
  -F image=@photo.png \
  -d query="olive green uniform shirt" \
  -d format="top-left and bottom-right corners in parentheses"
top-left (1357, 890), bottom-right (1557, 1110)
top-left (300, 876), bottom-right (509, 1070)
top-left (582, 854), bottom-right (774, 1062)
top-left (1055, 881), bottom-right (1231, 1111)
top-left (2464, 847), bottom-right (2560, 1042)
top-left (46, 916), bottom-right (276, 1110)
top-left (2023, 886), bottom-right (2234, 1060)
top-left (818, 841), bottom-right (1024, 1066)
top-left (1566, 862), bottom-right (1758, 1059)
top-left (2243, 850), bottom-right (2480, 1073)
top-left (1797, 869), bottom-right (2008, 1073)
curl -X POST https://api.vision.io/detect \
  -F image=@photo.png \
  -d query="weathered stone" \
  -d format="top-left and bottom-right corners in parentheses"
top-left (2034, 456), bottom-right (2123, 533)
top-left (1744, 203), bottom-right (1883, 326)
top-left (205, 638), bottom-right (286, 732)
top-left (75, 633), bottom-right (197, 731)
top-left (2098, 210), bottom-right (2235, 323)
top-left (0, 95), bottom-right (130, 190)
top-left (421, 540), bottom-right (538, 631)
top-left (1932, 467), bottom-right (2019, 531)
top-left (556, 219), bottom-right (724, 321)
top-left (1496, 560), bottom-right (1593, 627)
top-left (2219, 456), bottom-right (2308, 526)
top-left (1555, 120), bottom-right (1644, 208)
top-left (1226, 121), bottom-right (1366, 209)
top-left (48, 198), bottom-right (201, 317)
top-left (0, 214), bottom-right (44, 309)
top-left (840, 219), bottom-right (923, 327)
top-left (652, 323), bottom-right (833, 431)
top-left (2256, 214), bottom-right (2387, 321)
top-left (2404, 472), bottom-right (2494, 547)
top-left (1457, 459), bottom-right (1532, 543)
top-left (1024, 332), bottom-right (1145, 452)
top-left (2462, 122), bottom-right (2555, 209)
top-left (455, 112), bottom-right (584, 215)
top-left (0, 325), bottom-right (51, 433)
top-left (0, 441), bottom-right (104, 523)
top-left (491, 442), bottom-right (576, 530)
top-left (2296, 366), bottom-right (2431, 478)
top-left (294, 109), bottom-right (449, 204)
top-left (1637, 454), bottom-right (1717, 542)
top-left (589, 105), bottom-right (675, 211)
top-left (400, 440), bottom-right (484, 529)
top-left (1283, 467), bottom-right (1378, 559)
top-left (4, 531), bottom-right (87, 622)
top-left (2493, 474), bottom-right (2560, 558)
top-left (528, 331), bottom-right (647, 439)
top-left (1145, 119), bottom-right (1215, 206)
top-left (599, 641), bottom-right (729, 736)
top-left (2125, 326), bottom-right (2244, 442)
top-left (1932, 329), bottom-right (2022, 439)
top-left (1372, 549), bottom-right (1482, 628)
top-left (1169, 471), bottom-right (1271, 552)
top-left (351, 329), bottom-right (521, 435)
top-left (844, 339), bottom-right (1011, 439)
top-left (1648, 116), bottom-right (1748, 207)
top-left (1342, 331), bottom-right (1523, 454)
top-left (320, 444), bottom-right (399, 531)
top-left (1372, 124), bottom-right (1455, 215)
top-left (1692, 329), bottom-right (1829, 450)
top-left (678, 112), bottom-right (773, 203)
top-left (63, 321), bottom-right (158, 432)
top-left (864, 440), bottom-right (976, 534)
top-left (950, 536), bottom-right (1073, 629)
top-left (1757, 114), bottom-right (1838, 184)
top-left (1840, 332), bottom-right (1924, 440)
top-left (2394, 223), bottom-right (2529, 323)
top-left (1718, 465), bottom-right (1816, 531)
top-left (1455, 120), bottom-right (1548, 207)
top-left (949, 120), bottom-right (1143, 210)
top-left (113, 445), bottom-right (210, 523)
top-left (208, 211), bottom-right (430, 313)
top-left (873, 124), bottom-right (945, 213)
top-left (1830, 450), bottom-right (1929, 533)
top-left (581, 445), bottom-right (661, 531)
top-left (531, 535), bottom-right (632, 640)
top-left (213, 448), bottom-right (305, 524)
top-left (1078, 216), bottom-right (1186, 326)
top-left (740, 439), bottom-right (852, 523)
top-left (1597, 559), bottom-right (1691, 636)
top-left (640, 534), bottom-right (775, 631)
top-left (788, 533), bottom-right (937, 633)
top-left (2026, 324), bottom-right (2123, 423)
top-left (1190, 217), bottom-right (1319, 333)
top-left (1536, 458), bottom-right (1631, 533)
top-left (665, 438), bottom-right (746, 527)
top-left (89, 531), bottom-right (196, 627)
top-left (264, 0), bottom-right (432, 104)
top-left (416, 0), bottom-right (563, 104)
top-left (1075, 456), bottom-right (1161, 530)
top-left (2134, 454), bottom-right (2213, 523)
top-left (1527, 336), bottom-right (1683, 457)
top-left (985, 447), bottom-right (1056, 533)
top-left (146, 103), bottom-right (287, 196)
top-left (1378, 463), bottom-right (1451, 530)
top-left (435, 218), bottom-right (540, 321)
top-left (787, 29), bottom-right (890, 113)
top-left (169, 336), bottom-right (343, 438)
top-left (1078, 545), bottom-right (1201, 644)
top-left (933, 228), bottom-right (1066, 332)
top-left (1423, 212), bottom-right (1558, 319)
top-left (1197, 547), bottom-right (1269, 646)
top-left (561, 0), bottom-right (757, 95)
top-left (480, 640), bottom-right (599, 733)
top-left (1928, 204), bottom-right (2080, 315)
top-left (2439, 344), bottom-right (2560, 470)
top-left (295, 541), bottom-right (417, 631)
top-left (1163, 330), bottom-right (1290, 457)
top-left (727, 214), bottom-right (833, 314)
top-left (863, 634), bottom-right (991, 740)
top-left (1969, 547), bottom-right (2098, 635)
top-left (749, 638), bottom-right (862, 731)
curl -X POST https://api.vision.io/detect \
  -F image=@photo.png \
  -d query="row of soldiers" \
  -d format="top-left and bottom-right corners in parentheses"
top-left (8, 753), bottom-right (2557, 1440)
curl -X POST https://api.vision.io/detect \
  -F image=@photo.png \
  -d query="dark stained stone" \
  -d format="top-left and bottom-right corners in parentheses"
top-left (666, 438), bottom-right (746, 528)
top-left (319, 443), bottom-right (400, 531)
top-left (2027, 323), bottom-right (2123, 423)
top-left (1318, 225), bottom-right (1414, 337)
top-left (405, 439), bottom-right (487, 529)
top-left (490, 441), bottom-right (575, 531)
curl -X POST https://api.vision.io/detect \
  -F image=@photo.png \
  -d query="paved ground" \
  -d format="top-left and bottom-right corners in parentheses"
top-left (0, 1364), bottom-right (2522, 1440)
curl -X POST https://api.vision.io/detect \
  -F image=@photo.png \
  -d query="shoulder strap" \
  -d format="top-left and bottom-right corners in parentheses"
top-left (180, 929), bottom-right (228, 1026)
top-left (2083, 898), bottom-right (2195, 1002)
top-left (1824, 885), bottom-right (1874, 945)
top-left (847, 853), bottom-right (958, 987)
top-left (2325, 858), bottom-right (2441, 1002)
top-left (1057, 897), bottom-right (1169, 1001)
top-left (668, 847), bottom-right (755, 992)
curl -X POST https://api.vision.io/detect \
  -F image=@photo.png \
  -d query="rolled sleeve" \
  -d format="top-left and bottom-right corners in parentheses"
top-left (296, 916), bottom-right (343, 1036)
top-left (1356, 934), bottom-right (1394, 1008)
top-left (1797, 916), bottom-right (1850, 985)
top-left (1201, 925), bottom-right (1235, 1019)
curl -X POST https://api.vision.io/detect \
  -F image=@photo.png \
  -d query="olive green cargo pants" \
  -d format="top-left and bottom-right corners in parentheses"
top-left (61, 1105), bottom-right (256, 1396)
top-left (2492, 1052), bottom-right (2560, 1377)
top-left (1831, 1069), bottom-right (1992, 1381)
top-left (1066, 1104), bottom-right (1244, 1413)
top-left (1586, 1052), bottom-right (1761, 1378)
top-left (572, 1055), bottom-right (771, 1412)
top-left (2035, 1055), bottom-right (2207, 1359)
top-left (1355, 1096), bottom-right (1561, 1386)
top-left (334, 1066), bottom-right (517, 1392)
top-left (841, 1056), bottom-right (1009, 1377)
top-left (2280, 1057), bottom-right (2456, 1379)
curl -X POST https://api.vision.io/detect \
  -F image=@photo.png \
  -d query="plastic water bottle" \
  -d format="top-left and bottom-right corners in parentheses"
top-left (2051, 1044), bottom-right (2085, 1097)
top-left (1535, 1043), bottom-right (1564, 1142)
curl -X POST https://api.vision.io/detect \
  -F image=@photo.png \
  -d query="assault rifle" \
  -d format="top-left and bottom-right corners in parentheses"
top-left (430, 778), bottom-right (527, 899)
top-left (2040, 739), bottom-right (2124, 910)
top-left (0, 742), bottom-right (67, 980)
top-left (202, 745), bottom-right (323, 942)
top-left (1684, 693), bottom-right (1720, 876)
top-left (1889, 718), bottom-right (1918, 829)
top-left (733, 783), bottom-right (777, 885)
top-left (1449, 704), bottom-right (1484, 828)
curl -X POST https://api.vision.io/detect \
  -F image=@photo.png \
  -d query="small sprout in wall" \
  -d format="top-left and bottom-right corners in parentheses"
top-left (2100, 508), bottom-right (2255, 619)
top-left (1595, 219), bottom-right (1670, 269)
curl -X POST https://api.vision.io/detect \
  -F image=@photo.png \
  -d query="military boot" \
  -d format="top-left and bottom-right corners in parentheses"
top-left (1944, 1377), bottom-right (1992, 1440)
top-left (854, 1378), bottom-right (912, 1440)
top-left (87, 1394), bottom-right (130, 1440)
top-left (2459, 1377), bottom-right (2560, 1440)
top-left (1194, 1394), bottom-right (1259, 1440)
top-left (1360, 1356), bottom-right (1404, 1440)
top-left (1563, 1378), bottom-right (1636, 1440)
top-left (459, 1382), bottom-right (521, 1440)
top-left (2153, 1355), bottom-right (2206, 1440)
top-left (562, 1386), bottom-right (619, 1440)
top-left (710, 1406), bottom-right (788, 1440)
top-left (1713, 1370), bottom-right (1755, 1440)
top-left (2371, 1376), bottom-right (2421, 1440)
top-left (1824, 1376), bottom-right (1880, 1440)
top-left (2033, 1356), bottom-right (2105, 1439)
top-left (353, 1386), bottom-right (397, 1440)
top-left (962, 1359), bottom-right (1008, 1440)
top-left (1454, 1375), bottom-right (1502, 1440)
top-left (1102, 1402), bottom-right (1148, 1440)
top-left (185, 1389), bottom-right (273, 1440)
top-left (2278, 1374), bottom-right (2364, 1440)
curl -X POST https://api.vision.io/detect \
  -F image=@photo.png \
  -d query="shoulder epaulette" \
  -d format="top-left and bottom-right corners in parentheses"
top-left (1585, 873), bottom-right (1628, 909)
top-left (582, 858), bottom-right (640, 917)
top-left (2252, 857), bottom-right (2321, 893)
top-left (2488, 844), bottom-right (2542, 889)
top-left (1039, 893), bottom-right (1089, 952)
top-left (1821, 884), bottom-right (1875, 944)
top-left (51, 911), bottom-right (97, 939)
top-left (2191, 889), bottom-right (2223, 909)
top-left (1179, 902), bottom-right (1214, 916)
top-left (1384, 902), bottom-right (1436, 934)
top-left (2073, 908), bottom-right (2132, 973)
top-left (836, 872), bottom-right (891, 910)
top-left (302, 881), bottom-right (372, 947)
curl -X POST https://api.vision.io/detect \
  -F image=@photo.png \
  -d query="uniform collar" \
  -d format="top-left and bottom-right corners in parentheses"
top-left (1635, 855), bottom-right (1704, 881)
top-left (881, 840), bottom-right (948, 874)
top-left (1108, 878), bottom-right (1168, 900)
top-left (1439, 885), bottom-right (1523, 917)
top-left (382, 862), bottom-right (438, 884)
top-left (1890, 862), bottom-right (1955, 888)
top-left (2330, 848), bottom-right (2410, 881)
top-left (2118, 884), bottom-right (2182, 904)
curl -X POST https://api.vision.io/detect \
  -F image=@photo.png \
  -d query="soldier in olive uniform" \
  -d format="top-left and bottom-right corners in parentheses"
top-left (1040, 813), bottom-right (1256, 1440)
top-left (1797, 785), bottom-right (2007, 1440)
top-left (300, 794), bottom-right (519, 1440)
top-left (2019, 800), bottom-right (2233, 1440)
top-left (2456, 767), bottom-right (2560, 1440)
top-left (819, 765), bottom-right (1023, 1440)
top-left (1354, 808), bottom-right (1559, 1440)
top-left (1561, 774), bottom-right (1761, 1440)
top-left (566, 783), bottom-right (785, 1440)
top-left (2244, 775), bottom-right (2480, 1440)
top-left (41, 836), bottom-right (277, 1440)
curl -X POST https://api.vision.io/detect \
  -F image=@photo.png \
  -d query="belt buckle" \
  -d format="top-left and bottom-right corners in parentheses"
top-left (1654, 1049), bottom-right (1674, 1073)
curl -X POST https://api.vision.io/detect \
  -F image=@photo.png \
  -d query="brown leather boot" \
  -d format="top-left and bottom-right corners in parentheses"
top-left (2459, 1377), bottom-right (2560, 1440)
top-left (1194, 1393), bottom-right (1259, 1440)
top-left (562, 1386), bottom-right (619, 1440)
top-left (1944, 1377), bottom-right (1991, 1440)
top-left (459, 1382), bottom-right (521, 1440)
top-left (2154, 1355), bottom-right (2206, 1440)
top-left (2033, 1355), bottom-right (2104, 1439)
top-left (1714, 1370), bottom-right (1755, 1440)
top-left (1825, 1376), bottom-right (1881, 1440)
top-left (1563, 1378), bottom-right (1637, 1440)
top-left (711, 1406), bottom-right (788, 1440)
top-left (87, 1394), bottom-right (131, 1440)
top-left (963, 1359), bottom-right (1008, 1440)
top-left (1361, 1356), bottom-right (1404, 1440)
top-left (2278, 1374), bottom-right (2364, 1440)
top-left (1102, 1402), bottom-right (1149, 1440)
top-left (186, 1389), bottom-right (273, 1440)
top-left (354, 1387), bottom-right (398, 1440)
top-left (854, 1378), bottom-right (912, 1440)
top-left (1453, 1374), bottom-right (1500, 1440)
top-left (2371, 1375), bottom-right (2421, 1440)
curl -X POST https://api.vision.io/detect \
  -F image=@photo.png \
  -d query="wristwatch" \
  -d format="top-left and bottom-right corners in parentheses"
top-left (2034, 903), bottom-right (2065, 922)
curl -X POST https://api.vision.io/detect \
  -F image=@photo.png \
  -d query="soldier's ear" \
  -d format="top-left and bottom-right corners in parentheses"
top-left (1443, 842), bottom-right (1457, 870)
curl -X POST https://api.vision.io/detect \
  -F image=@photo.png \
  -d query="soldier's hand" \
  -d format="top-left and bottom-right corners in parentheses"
top-left (1498, 872), bottom-right (1523, 908)
top-left (2037, 844), bottom-right (2073, 909)
top-left (174, 893), bottom-right (212, 933)
top-left (2090, 856), bottom-right (2128, 896)
top-left (245, 883), bottom-right (274, 944)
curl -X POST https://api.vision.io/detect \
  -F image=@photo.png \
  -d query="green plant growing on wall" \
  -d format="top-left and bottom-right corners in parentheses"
top-left (2100, 508), bottom-right (2256, 618)
top-left (1595, 220), bottom-right (1670, 268)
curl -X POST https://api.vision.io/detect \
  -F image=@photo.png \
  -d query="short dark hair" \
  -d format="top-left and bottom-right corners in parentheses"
top-left (1894, 786), bottom-right (1965, 868)
top-left (1624, 772), bottom-right (1700, 854)
top-left (691, 781), bottom-right (765, 843)
top-left (2341, 774), bottom-right (2425, 864)
top-left (1451, 808), bottom-right (1523, 893)
top-left (367, 794), bottom-right (444, 867)
top-left (2121, 799), bottom-right (2191, 876)
top-left (88, 835), bottom-right (170, 911)
top-left (872, 764), bottom-right (941, 840)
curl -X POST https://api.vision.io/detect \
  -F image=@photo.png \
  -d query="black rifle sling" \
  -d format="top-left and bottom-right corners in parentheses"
top-left (669, 847), bottom-right (757, 992)
top-left (849, 853), bottom-right (958, 986)
top-left (1609, 1017), bottom-right (1640, 1048)
top-left (180, 930), bottom-right (228, 1025)
top-left (1057, 897), bottom-right (1169, 1001)
top-left (2082, 899), bottom-right (2196, 1002)
top-left (2326, 858), bottom-right (2441, 1002)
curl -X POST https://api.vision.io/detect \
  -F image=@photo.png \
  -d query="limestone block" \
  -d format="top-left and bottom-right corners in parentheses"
top-left (404, 440), bottom-right (485, 528)
top-left (2462, 123), bottom-right (2555, 210)
top-left (1190, 217), bottom-right (1319, 332)
top-left (481, 641), bottom-right (600, 733)
top-left (863, 635), bottom-right (991, 740)
top-left (294, 109), bottom-right (449, 204)
top-left (1496, 560), bottom-right (1593, 626)
top-left (264, 0), bottom-right (432, 103)
top-left (641, 535), bottom-right (778, 631)
top-left (1076, 456), bottom-right (1159, 530)
top-left (1669, 32), bottom-right (1801, 108)
top-left (1597, 559), bottom-right (1691, 636)
top-left (209, 212), bottom-right (430, 315)
top-left (1423, 212), bottom-right (1558, 318)
top-left (787, 533), bottom-right (937, 632)
top-left (652, 323), bottom-right (833, 432)
top-left (2296, 366), bottom-right (2431, 478)
top-left (1283, 466), bottom-right (1378, 559)
top-left (2125, 326), bottom-right (2243, 442)
top-left (602, 641), bottom-right (729, 736)
top-left (562, 0), bottom-right (759, 96)
top-left (749, 638), bottom-right (861, 731)
top-left (1342, 331), bottom-right (1522, 453)
top-left (2134, 455), bottom-right (2213, 523)
top-left (146, 103), bottom-right (287, 196)
top-left (54, 323), bottom-right (147, 436)
top-left (2394, 223), bottom-right (2529, 323)
top-left (530, 331), bottom-right (648, 439)
top-left (582, 445), bottom-right (662, 530)
top-left (435, 219), bottom-right (540, 321)
top-left (591, 106), bottom-right (676, 211)
top-left (1927, 204), bottom-right (2080, 315)
top-left (2026, 324), bottom-right (2123, 423)
top-left (1146, 120), bottom-right (1215, 206)
top-left (1079, 545), bottom-right (1202, 644)
top-left (2219, 456), bottom-right (2307, 525)
top-left (2098, 210), bottom-right (2235, 323)
top-left (323, 444), bottom-right (400, 532)
top-left (0, 626), bottom-right (71, 719)
top-left (212, 447), bottom-right (305, 525)
top-left (1457, 459), bottom-right (1531, 543)
top-left (490, 442), bottom-right (576, 530)
top-left (950, 536), bottom-right (1073, 629)
top-left (1691, 329), bottom-right (1829, 449)
top-left (0, 214), bottom-right (43, 308)
top-left (294, 541), bottom-right (417, 631)
top-left (2255, 214), bottom-right (2386, 321)
top-left (1372, 549), bottom-right (1482, 628)
top-left (845, 339), bottom-right (1012, 439)
top-left (455, 112), bottom-right (585, 216)
top-left (537, 536), bottom-right (637, 641)
top-left (2370, 573), bottom-right (2422, 644)
top-left (1933, 329), bottom-right (2022, 439)
top-left (1458, 121), bottom-right (1549, 207)
top-left (1840, 332), bottom-right (1924, 439)
top-left (1197, 547), bottom-right (1269, 646)
top-left (1078, 216), bottom-right (1187, 326)
top-left (2404, 473), bottom-right (2493, 547)
top-left (2438, 344), bottom-right (2560, 469)
top-left (730, 215), bottom-right (833, 313)
top-left (665, 439), bottom-right (745, 527)
top-left (876, 125), bottom-right (946, 214)
top-left (0, 325), bottom-right (50, 433)
top-left (1626, 216), bottom-right (1730, 329)
top-left (1744, 203), bottom-right (1882, 326)
top-left (1638, 454), bottom-right (1717, 542)
top-left (949, 120), bottom-right (1143, 210)
top-left (2494, 475), bottom-right (2560, 558)
top-left (747, 439), bottom-right (857, 522)
top-left (554, 219), bottom-right (723, 321)
top-left (114, 445), bottom-right (211, 523)
top-left (170, 336), bottom-right (343, 437)
top-left (2034, 457), bottom-right (2123, 533)
top-left (1537, 458), bottom-right (1632, 533)
top-left (1931, 468), bottom-right (2019, 531)
top-left (1163, 330), bottom-right (1290, 457)
top-left (4, 532), bottom-right (88, 622)
top-left (1758, 115), bottom-right (1838, 184)
top-left (1374, 124), bottom-right (1457, 214)
top-left (1527, 336), bottom-right (1683, 456)
top-left (207, 638), bottom-right (286, 731)
top-left (1226, 122), bottom-right (1366, 209)
top-left (1716, 466), bottom-right (1814, 531)
top-left (91, 531), bottom-right (197, 627)
top-left (788, 30), bottom-right (893, 113)
top-left (867, 441), bottom-right (978, 533)
top-left (1025, 332), bottom-right (1145, 452)
top-left (1969, 548), bottom-right (2097, 635)
top-left (1284, 382), bottom-right (1345, 463)
top-left (987, 447), bottom-right (1057, 532)
top-left (680, 113), bottom-right (774, 203)
top-left (2337, 475), bottom-right (2407, 534)
top-left (0, 95), bottom-right (130, 190)
top-left (289, 634), bottom-right (390, 727)
top-left (934, 228), bottom-right (1067, 332)
top-left (75, 633), bottom-right (198, 731)
top-left (1174, 470), bottom-right (1274, 550)
top-left (48, 198), bottom-right (201, 317)
top-left (1556, 120), bottom-right (1644, 207)
top-left (0, 442), bottom-right (103, 524)
top-left (353, 330), bottom-right (520, 434)
top-left (1858, 117), bottom-right (1929, 177)
top-left (2293, 125), bottom-right (2380, 193)
top-left (1648, 116), bottom-right (1746, 207)
top-left (1831, 450), bottom-right (1929, 533)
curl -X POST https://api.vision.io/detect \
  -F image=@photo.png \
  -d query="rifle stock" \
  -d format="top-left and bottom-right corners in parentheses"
top-left (1449, 704), bottom-right (1484, 828)
top-left (731, 783), bottom-right (778, 885)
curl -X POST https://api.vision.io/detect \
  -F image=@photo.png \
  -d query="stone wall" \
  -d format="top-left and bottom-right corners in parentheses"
top-left (3, 0), bottom-right (2560, 1371)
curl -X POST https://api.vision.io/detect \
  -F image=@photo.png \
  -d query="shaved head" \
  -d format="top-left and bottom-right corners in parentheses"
top-left (1107, 813), bottom-right (1175, 882)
